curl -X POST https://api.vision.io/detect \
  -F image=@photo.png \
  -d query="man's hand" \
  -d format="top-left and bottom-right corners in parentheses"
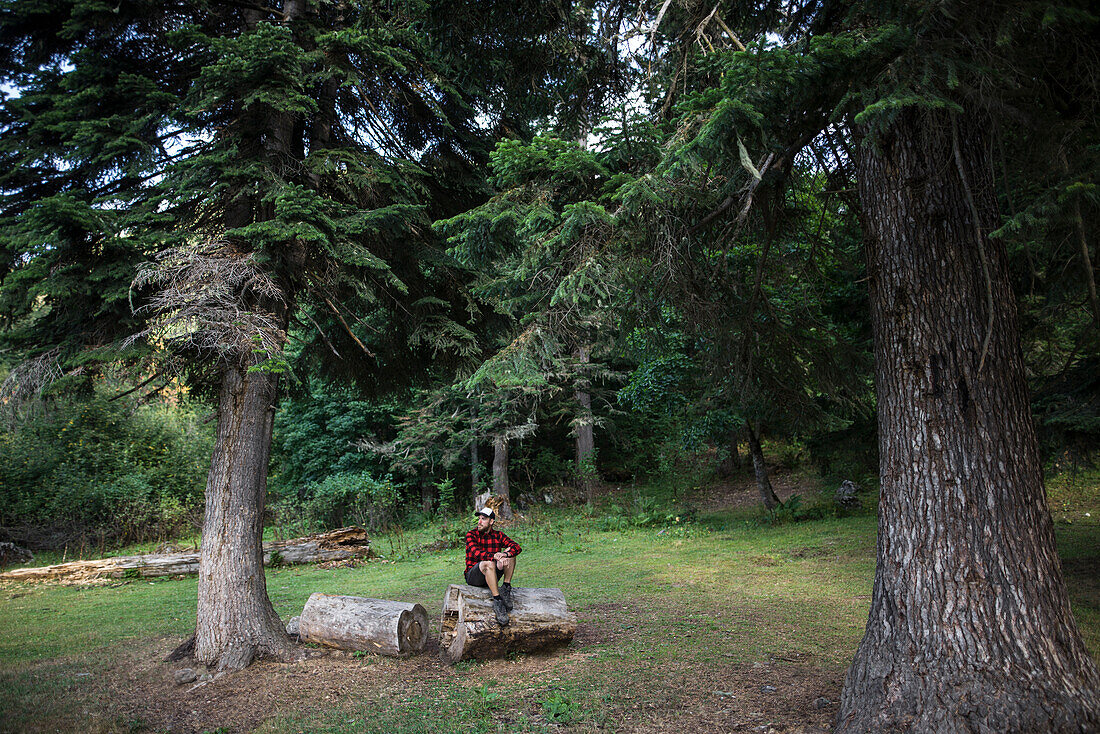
top-left (493, 551), bottom-right (510, 561)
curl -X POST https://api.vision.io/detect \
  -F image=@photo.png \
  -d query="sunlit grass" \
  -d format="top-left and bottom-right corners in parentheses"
top-left (1, 472), bottom-right (1097, 733)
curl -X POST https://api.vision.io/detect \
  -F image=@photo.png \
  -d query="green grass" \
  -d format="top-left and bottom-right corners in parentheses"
top-left (0, 578), bottom-right (197, 666)
top-left (1, 478), bottom-right (1097, 733)
top-left (1047, 466), bottom-right (1100, 524)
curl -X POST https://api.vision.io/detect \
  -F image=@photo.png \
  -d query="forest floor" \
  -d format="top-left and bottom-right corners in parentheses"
top-left (2, 468), bottom-right (1098, 734)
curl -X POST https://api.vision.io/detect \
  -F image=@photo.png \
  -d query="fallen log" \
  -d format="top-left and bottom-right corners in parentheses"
top-left (0, 527), bottom-right (371, 584)
top-left (439, 583), bottom-right (576, 664)
top-left (299, 593), bottom-right (429, 657)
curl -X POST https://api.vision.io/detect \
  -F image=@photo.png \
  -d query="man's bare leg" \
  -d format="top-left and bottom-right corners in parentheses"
top-left (480, 560), bottom-right (510, 625)
top-left (479, 560), bottom-right (501, 596)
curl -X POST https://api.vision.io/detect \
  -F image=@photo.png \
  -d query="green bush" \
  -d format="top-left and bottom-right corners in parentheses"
top-left (597, 496), bottom-right (698, 531)
top-left (436, 476), bottom-right (457, 516)
top-left (0, 390), bottom-right (212, 549)
top-left (761, 493), bottom-right (842, 526)
top-left (806, 419), bottom-right (878, 486)
top-left (271, 471), bottom-right (401, 535)
top-left (542, 692), bottom-right (576, 724)
top-left (529, 447), bottom-right (571, 485)
top-left (773, 438), bottom-right (806, 470)
top-left (268, 380), bottom-right (398, 497)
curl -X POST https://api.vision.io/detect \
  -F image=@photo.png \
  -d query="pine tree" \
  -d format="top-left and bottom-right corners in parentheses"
top-left (1, 0), bottom-right (589, 670)
top-left (627, 0), bottom-right (1100, 728)
top-left (439, 131), bottom-right (641, 501)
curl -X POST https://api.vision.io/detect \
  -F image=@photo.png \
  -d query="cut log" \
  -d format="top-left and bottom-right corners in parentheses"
top-left (298, 593), bottom-right (429, 657)
top-left (439, 584), bottom-right (576, 664)
top-left (0, 527), bottom-right (371, 584)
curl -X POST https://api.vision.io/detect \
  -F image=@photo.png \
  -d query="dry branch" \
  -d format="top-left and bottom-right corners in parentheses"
top-left (129, 240), bottom-right (287, 361)
top-left (0, 349), bottom-right (63, 424)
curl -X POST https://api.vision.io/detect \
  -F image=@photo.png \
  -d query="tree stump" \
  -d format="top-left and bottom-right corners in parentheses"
top-left (475, 491), bottom-right (514, 521)
top-left (298, 593), bottom-right (429, 657)
top-left (835, 479), bottom-right (861, 509)
top-left (439, 584), bottom-right (576, 664)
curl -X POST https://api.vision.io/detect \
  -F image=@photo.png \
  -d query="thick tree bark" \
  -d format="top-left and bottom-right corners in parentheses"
top-left (471, 401), bottom-right (481, 496)
top-left (470, 440), bottom-right (481, 493)
top-left (745, 421), bottom-right (780, 510)
top-left (421, 483), bottom-right (434, 515)
top-left (492, 436), bottom-right (509, 498)
top-left (1071, 190), bottom-right (1099, 326)
top-left (574, 346), bottom-right (596, 504)
top-left (1062, 153), bottom-right (1099, 326)
top-left (193, 364), bottom-right (294, 670)
top-left (836, 108), bottom-right (1100, 732)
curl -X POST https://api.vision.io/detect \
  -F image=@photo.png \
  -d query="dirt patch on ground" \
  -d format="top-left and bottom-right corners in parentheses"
top-left (74, 636), bottom-right (452, 733)
top-left (54, 587), bottom-right (846, 734)
top-left (76, 634), bottom-right (841, 734)
top-left (7, 473), bottom-right (848, 733)
top-left (692, 469), bottom-right (812, 512)
top-left (609, 660), bottom-right (841, 734)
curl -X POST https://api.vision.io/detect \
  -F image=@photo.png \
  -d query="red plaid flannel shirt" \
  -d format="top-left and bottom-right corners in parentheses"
top-left (465, 528), bottom-right (521, 571)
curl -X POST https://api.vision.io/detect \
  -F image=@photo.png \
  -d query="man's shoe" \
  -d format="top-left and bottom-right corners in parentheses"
top-left (492, 597), bottom-right (510, 626)
top-left (500, 582), bottom-right (514, 611)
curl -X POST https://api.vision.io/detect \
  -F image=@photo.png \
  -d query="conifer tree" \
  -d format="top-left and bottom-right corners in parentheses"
top-left (439, 132), bottom-right (639, 501)
top-left (625, 0), bottom-right (1100, 728)
top-left (1, 0), bottom-right (589, 670)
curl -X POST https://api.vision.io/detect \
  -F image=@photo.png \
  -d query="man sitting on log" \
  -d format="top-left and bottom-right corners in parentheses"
top-left (464, 507), bottom-right (521, 626)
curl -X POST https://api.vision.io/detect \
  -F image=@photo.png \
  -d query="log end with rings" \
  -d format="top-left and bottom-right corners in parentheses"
top-left (298, 593), bottom-right (430, 657)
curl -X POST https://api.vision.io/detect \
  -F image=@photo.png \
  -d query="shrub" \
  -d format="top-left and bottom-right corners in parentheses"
top-left (530, 447), bottom-right (571, 485)
top-left (0, 390), bottom-right (212, 549)
top-left (271, 471), bottom-right (401, 535)
top-left (436, 476), bottom-right (457, 516)
top-left (761, 493), bottom-right (841, 525)
top-left (268, 380), bottom-right (398, 497)
top-left (773, 438), bottom-right (806, 470)
top-left (597, 496), bottom-right (698, 531)
top-left (806, 418), bottom-right (879, 486)
top-left (542, 692), bottom-right (576, 724)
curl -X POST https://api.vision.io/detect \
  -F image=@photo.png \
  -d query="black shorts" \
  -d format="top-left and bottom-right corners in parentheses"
top-left (465, 562), bottom-right (497, 587)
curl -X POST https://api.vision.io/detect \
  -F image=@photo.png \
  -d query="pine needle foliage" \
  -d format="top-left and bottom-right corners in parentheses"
top-left (0, 0), bottom-right (596, 400)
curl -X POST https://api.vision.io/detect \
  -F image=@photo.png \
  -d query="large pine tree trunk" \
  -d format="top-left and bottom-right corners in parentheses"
top-left (574, 346), bottom-right (596, 504)
top-left (836, 108), bottom-right (1100, 732)
top-left (187, 3), bottom-right (308, 673)
top-left (470, 402), bottom-right (481, 497)
top-left (193, 363), bottom-right (294, 670)
top-left (745, 421), bottom-right (779, 510)
top-left (492, 436), bottom-right (509, 498)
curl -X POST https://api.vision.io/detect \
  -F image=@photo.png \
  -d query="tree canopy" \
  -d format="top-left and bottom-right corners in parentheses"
top-left (1, 0), bottom-right (1098, 727)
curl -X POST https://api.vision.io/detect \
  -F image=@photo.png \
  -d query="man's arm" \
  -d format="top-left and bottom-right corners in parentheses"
top-left (499, 532), bottom-right (521, 558)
